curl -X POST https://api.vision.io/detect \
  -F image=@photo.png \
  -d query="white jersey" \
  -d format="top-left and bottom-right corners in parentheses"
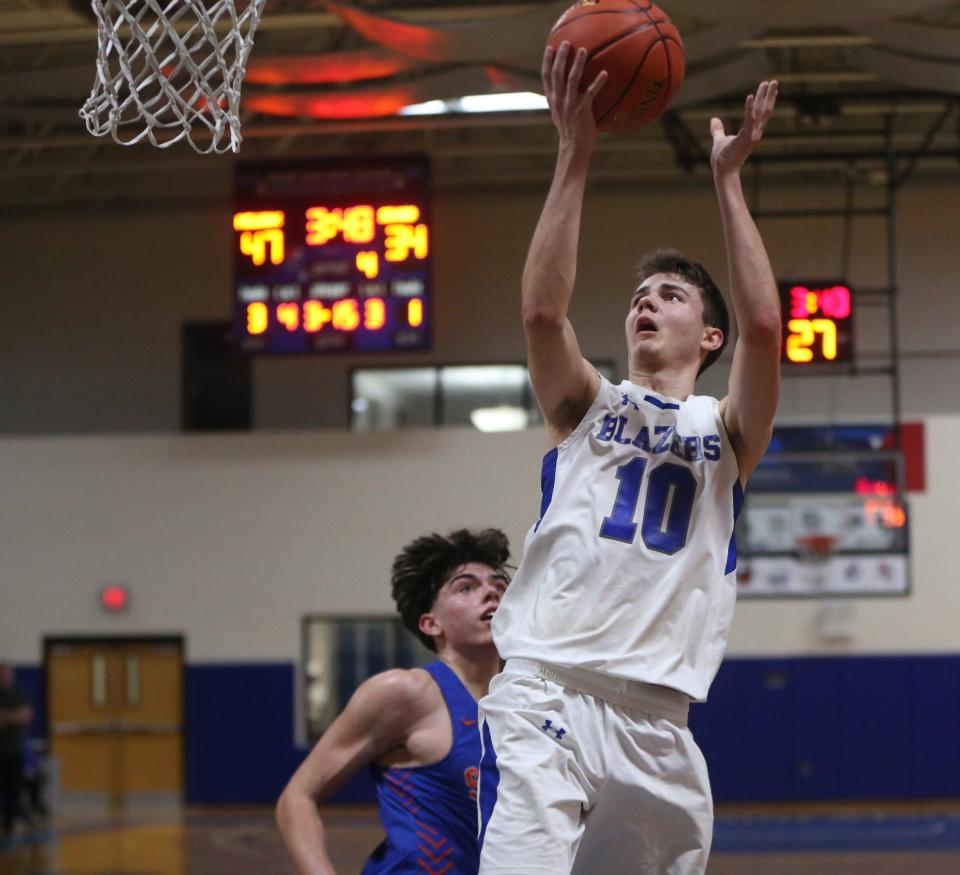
top-left (492, 377), bottom-right (743, 701)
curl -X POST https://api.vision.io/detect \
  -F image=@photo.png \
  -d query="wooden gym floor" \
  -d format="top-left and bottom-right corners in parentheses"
top-left (2, 802), bottom-right (960, 874)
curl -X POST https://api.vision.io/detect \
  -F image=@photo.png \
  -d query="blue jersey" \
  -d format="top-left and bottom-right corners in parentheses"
top-left (363, 661), bottom-right (482, 875)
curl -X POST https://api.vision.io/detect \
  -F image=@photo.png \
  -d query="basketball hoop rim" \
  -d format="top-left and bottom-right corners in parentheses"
top-left (795, 534), bottom-right (840, 560)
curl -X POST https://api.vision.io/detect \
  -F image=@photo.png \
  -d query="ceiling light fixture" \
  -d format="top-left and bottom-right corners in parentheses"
top-left (469, 405), bottom-right (530, 433)
top-left (399, 92), bottom-right (548, 116)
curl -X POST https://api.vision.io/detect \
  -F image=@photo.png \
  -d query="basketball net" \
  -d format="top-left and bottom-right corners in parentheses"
top-left (80, 0), bottom-right (268, 154)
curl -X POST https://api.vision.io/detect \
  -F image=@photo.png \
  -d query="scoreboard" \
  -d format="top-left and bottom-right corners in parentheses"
top-left (233, 157), bottom-right (431, 354)
top-left (779, 280), bottom-right (854, 366)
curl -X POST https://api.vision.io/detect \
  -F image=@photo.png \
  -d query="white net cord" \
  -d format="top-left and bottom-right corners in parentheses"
top-left (80, 0), bottom-right (268, 154)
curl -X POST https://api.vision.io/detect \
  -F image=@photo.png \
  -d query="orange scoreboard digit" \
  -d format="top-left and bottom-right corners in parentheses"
top-left (779, 280), bottom-right (854, 366)
top-left (233, 157), bottom-right (431, 354)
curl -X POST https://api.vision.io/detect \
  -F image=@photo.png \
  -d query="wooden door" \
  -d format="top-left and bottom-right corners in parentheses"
top-left (48, 639), bottom-right (183, 803)
top-left (117, 643), bottom-right (183, 794)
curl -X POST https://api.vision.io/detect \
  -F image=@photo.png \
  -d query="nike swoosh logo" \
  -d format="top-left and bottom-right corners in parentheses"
top-left (461, 719), bottom-right (478, 727)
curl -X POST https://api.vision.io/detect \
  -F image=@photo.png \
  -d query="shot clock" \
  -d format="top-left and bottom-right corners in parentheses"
top-left (779, 280), bottom-right (854, 366)
top-left (233, 157), bottom-right (431, 354)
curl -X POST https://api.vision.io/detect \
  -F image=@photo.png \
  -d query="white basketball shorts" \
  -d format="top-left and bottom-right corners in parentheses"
top-left (477, 659), bottom-right (712, 875)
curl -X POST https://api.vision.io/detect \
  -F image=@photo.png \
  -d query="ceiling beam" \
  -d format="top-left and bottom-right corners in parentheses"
top-left (0, 3), bottom-right (551, 47)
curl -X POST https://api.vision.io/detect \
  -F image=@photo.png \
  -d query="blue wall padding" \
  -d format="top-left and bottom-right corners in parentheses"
top-left (184, 662), bottom-right (374, 805)
top-left (184, 662), bottom-right (302, 804)
top-left (18, 654), bottom-right (960, 805)
top-left (690, 654), bottom-right (960, 801)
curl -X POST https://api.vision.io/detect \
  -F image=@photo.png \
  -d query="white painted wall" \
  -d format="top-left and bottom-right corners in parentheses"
top-left (1, 417), bottom-right (953, 664)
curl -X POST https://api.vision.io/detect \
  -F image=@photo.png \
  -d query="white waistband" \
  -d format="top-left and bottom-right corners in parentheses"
top-left (504, 658), bottom-right (691, 726)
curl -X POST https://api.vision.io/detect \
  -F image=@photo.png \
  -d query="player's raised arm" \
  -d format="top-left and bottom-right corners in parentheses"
top-left (276, 671), bottom-right (426, 875)
top-left (523, 43), bottom-right (607, 444)
top-left (712, 81), bottom-right (782, 482)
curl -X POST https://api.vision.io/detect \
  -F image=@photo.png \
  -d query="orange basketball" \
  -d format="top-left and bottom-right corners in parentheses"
top-left (547, 0), bottom-right (685, 131)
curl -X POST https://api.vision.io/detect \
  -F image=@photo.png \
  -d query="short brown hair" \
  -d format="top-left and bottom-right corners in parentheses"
top-left (391, 529), bottom-right (511, 651)
top-left (635, 248), bottom-right (729, 374)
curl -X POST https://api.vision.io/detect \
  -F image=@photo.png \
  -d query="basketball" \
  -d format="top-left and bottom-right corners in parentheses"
top-left (547, 0), bottom-right (685, 131)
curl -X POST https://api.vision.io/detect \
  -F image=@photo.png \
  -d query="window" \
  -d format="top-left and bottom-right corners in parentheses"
top-left (303, 616), bottom-right (433, 740)
top-left (351, 362), bottom-right (616, 431)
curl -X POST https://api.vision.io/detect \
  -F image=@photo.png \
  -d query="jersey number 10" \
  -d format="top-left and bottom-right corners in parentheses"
top-left (599, 459), bottom-right (696, 554)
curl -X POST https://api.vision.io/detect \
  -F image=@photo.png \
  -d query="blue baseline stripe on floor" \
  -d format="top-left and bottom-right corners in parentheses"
top-left (713, 813), bottom-right (960, 853)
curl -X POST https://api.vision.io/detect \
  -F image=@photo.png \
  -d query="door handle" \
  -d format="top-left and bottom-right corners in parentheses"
top-left (113, 721), bottom-right (181, 734)
top-left (51, 720), bottom-right (115, 735)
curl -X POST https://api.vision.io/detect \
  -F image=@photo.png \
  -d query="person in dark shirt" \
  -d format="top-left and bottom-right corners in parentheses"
top-left (0, 662), bottom-right (33, 840)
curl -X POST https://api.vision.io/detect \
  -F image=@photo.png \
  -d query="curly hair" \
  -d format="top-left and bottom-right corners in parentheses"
top-left (391, 528), bottom-right (511, 652)
top-left (635, 248), bottom-right (730, 375)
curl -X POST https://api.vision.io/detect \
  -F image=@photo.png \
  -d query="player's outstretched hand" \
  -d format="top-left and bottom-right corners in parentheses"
top-left (542, 42), bottom-right (608, 153)
top-left (710, 80), bottom-right (778, 176)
